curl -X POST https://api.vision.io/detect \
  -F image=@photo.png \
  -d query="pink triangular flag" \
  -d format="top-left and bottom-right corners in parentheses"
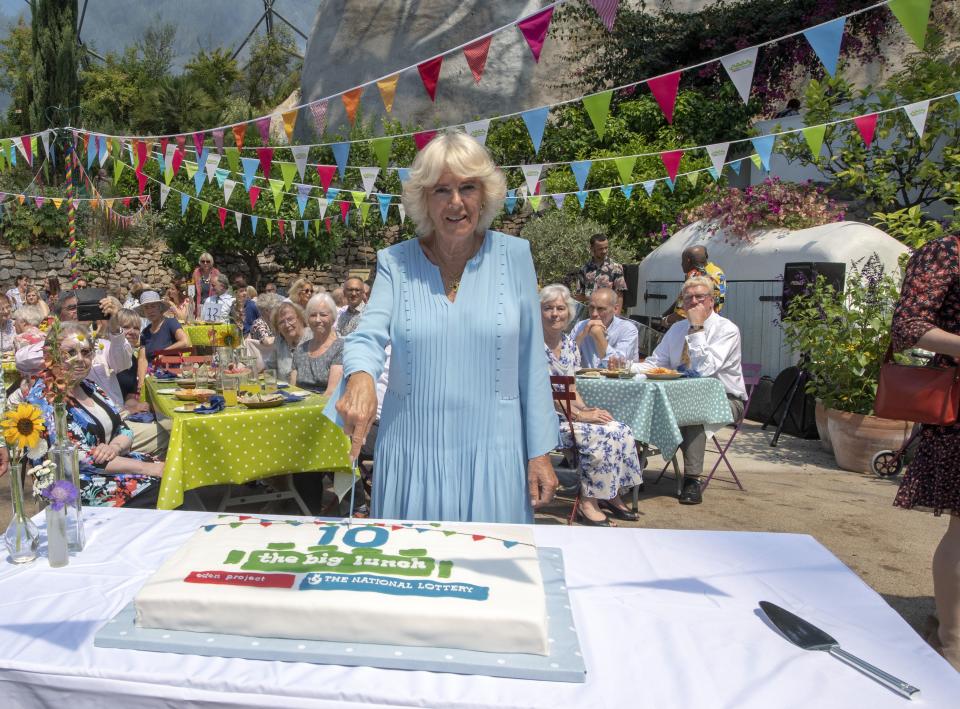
top-left (309, 100), bottom-right (328, 137)
top-left (174, 134), bottom-right (186, 151)
top-left (316, 165), bottom-right (336, 193)
top-left (339, 201), bottom-right (350, 222)
top-left (647, 71), bottom-right (681, 124)
top-left (192, 131), bottom-right (205, 155)
top-left (278, 219), bottom-right (285, 238)
top-left (463, 36), bottom-right (492, 83)
top-left (853, 113), bottom-right (877, 148)
top-left (256, 116), bottom-right (272, 143)
top-left (417, 56), bottom-right (443, 101)
top-left (217, 206), bottom-right (227, 228)
top-left (159, 136), bottom-right (169, 158)
top-left (249, 185), bottom-right (261, 209)
top-left (324, 217), bottom-right (332, 233)
top-left (212, 129), bottom-right (224, 152)
top-left (589, 0), bottom-right (618, 31)
top-left (517, 7), bottom-right (554, 63)
top-left (172, 147), bottom-right (184, 175)
top-left (660, 149), bottom-right (684, 181)
top-left (414, 130), bottom-right (437, 151)
top-left (256, 147), bottom-right (274, 179)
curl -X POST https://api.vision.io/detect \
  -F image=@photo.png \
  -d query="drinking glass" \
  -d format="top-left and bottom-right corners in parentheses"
top-left (220, 374), bottom-right (239, 406)
top-left (261, 368), bottom-right (278, 395)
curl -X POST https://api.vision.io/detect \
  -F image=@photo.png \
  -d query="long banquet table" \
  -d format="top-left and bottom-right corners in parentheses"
top-left (0, 507), bottom-right (956, 708)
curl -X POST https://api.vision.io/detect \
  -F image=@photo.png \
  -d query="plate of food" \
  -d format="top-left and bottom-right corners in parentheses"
top-left (601, 369), bottom-right (636, 379)
top-left (173, 403), bottom-right (199, 413)
top-left (173, 388), bottom-right (216, 401)
top-left (644, 367), bottom-right (683, 380)
top-left (239, 392), bottom-right (284, 409)
top-left (221, 363), bottom-right (252, 377)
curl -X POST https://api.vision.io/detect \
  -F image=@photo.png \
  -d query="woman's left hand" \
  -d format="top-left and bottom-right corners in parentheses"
top-left (89, 442), bottom-right (120, 465)
top-left (527, 455), bottom-right (558, 509)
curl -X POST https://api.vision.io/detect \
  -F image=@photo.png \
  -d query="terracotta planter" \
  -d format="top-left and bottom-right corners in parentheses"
top-left (825, 408), bottom-right (912, 473)
top-left (815, 399), bottom-right (832, 453)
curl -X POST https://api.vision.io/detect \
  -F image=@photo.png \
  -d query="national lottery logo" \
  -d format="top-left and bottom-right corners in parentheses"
top-left (300, 572), bottom-right (489, 600)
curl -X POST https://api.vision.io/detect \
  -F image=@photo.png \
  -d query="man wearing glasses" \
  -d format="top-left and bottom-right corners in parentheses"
top-left (335, 277), bottom-right (366, 336)
top-left (636, 276), bottom-right (746, 505)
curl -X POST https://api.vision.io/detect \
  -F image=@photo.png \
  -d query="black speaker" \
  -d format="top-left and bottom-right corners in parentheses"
top-left (622, 263), bottom-right (639, 309)
top-left (781, 262), bottom-right (845, 318)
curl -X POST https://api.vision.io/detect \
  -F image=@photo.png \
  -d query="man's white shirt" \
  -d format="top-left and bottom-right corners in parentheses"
top-left (201, 293), bottom-right (235, 323)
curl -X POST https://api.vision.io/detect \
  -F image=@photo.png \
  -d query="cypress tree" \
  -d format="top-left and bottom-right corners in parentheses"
top-left (28, 0), bottom-right (79, 134)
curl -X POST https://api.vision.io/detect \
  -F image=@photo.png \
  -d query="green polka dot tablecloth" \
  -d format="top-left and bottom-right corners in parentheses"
top-left (575, 376), bottom-right (733, 460)
top-left (183, 323), bottom-right (237, 347)
top-left (145, 377), bottom-right (351, 509)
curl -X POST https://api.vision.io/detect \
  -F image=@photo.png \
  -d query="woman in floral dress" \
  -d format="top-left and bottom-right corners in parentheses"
top-left (540, 284), bottom-right (644, 526)
top-left (891, 235), bottom-right (960, 671)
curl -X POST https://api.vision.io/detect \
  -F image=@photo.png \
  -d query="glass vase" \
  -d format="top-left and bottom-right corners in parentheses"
top-left (51, 403), bottom-right (85, 553)
top-left (4, 454), bottom-right (38, 564)
top-left (45, 506), bottom-right (68, 568)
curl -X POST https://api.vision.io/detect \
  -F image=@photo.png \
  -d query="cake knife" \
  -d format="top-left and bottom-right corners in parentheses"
top-left (759, 601), bottom-right (920, 699)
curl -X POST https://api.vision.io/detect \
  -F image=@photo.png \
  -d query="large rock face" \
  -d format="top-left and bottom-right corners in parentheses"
top-left (297, 0), bottom-right (570, 139)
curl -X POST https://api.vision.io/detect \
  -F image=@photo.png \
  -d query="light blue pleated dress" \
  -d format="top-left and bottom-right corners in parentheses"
top-left (325, 231), bottom-right (559, 523)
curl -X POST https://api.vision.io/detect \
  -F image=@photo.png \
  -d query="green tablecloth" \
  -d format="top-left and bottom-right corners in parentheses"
top-left (183, 323), bottom-right (237, 347)
top-left (144, 377), bottom-right (351, 509)
top-left (576, 376), bottom-right (733, 461)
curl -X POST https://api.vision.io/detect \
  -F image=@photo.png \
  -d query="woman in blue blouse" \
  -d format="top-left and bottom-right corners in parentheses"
top-left (330, 131), bottom-right (558, 523)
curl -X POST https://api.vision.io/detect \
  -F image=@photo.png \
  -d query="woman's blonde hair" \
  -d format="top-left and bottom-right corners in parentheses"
top-left (113, 308), bottom-right (142, 331)
top-left (272, 301), bottom-right (306, 334)
top-left (288, 278), bottom-right (313, 302)
top-left (401, 131), bottom-right (506, 237)
top-left (539, 284), bottom-right (578, 326)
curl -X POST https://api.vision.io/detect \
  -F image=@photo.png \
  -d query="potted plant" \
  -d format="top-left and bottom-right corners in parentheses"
top-left (781, 255), bottom-right (912, 472)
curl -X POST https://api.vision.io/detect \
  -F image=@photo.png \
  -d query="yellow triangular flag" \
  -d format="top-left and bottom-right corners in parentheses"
top-left (104, 198), bottom-right (115, 210)
top-left (750, 153), bottom-right (763, 169)
top-left (377, 75), bottom-right (399, 113)
top-left (52, 198), bottom-right (63, 209)
top-left (598, 187), bottom-right (612, 204)
top-left (282, 109), bottom-right (298, 143)
top-left (686, 172), bottom-right (699, 188)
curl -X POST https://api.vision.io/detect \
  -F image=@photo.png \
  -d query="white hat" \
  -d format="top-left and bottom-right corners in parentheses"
top-left (136, 290), bottom-right (170, 315)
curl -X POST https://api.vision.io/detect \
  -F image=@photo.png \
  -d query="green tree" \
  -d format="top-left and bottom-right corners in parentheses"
top-left (133, 74), bottom-right (220, 135)
top-left (184, 48), bottom-right (242, 105)
top-left (0, 18), bottom-right (33, 133)
top-left (137, 19), bottom-right (176, 83)
top-left (242, 27), bottom-right (301, 111)
top-left (28, 0), bottom-right (80, 134)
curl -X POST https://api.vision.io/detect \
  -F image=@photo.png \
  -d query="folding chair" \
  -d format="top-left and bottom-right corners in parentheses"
top-left (702, 362), bottom-right (762, 491)
top-left (549, 375), bottom-right (583, 525)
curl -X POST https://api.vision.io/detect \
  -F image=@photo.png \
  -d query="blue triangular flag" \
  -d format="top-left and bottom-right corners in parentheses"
top-left (642, 180), bottom-right (656, 196)
top-left (214, 167), bottom-right (229, 187)
top-left (575, 190), bottom-right (587, 208)
top-left (503, 540), bottom-right (519, 549)
top-left (86, 136), bottom-right (96, 168)
top-left (504, 188), bottom-right (517, 214)
top-left (665, 177), bottom-right (675, 192)
top-left (377, 193), bottom-right (391, 222)
top-left (803, 17), bottom-right (846, 78)
top-left (520, 106), bottom-right (549, 153)
top-left (8, 146), bottom-right (14, 165)
top-left (327, 187), bottom-right (339, 203)
top-left (180, 193), bottom-right (190, 215)
top-left (203, 525), bottom-right (216, 532)
top-left (251, 215), bottom-right (259, 233)
top-left (155, 150), bottom-right (164, 173)
top-left (397, 167), bottom-right (411, 182)
top-left (193, 167), bottom-right (205, 195)
top-left (296, 184), bottom-right (310, 217)
top-left (98, 136), bottom-right (108, 165)
top-left (708, 166), bottom-right (720, 181)
top-left (729, 159), bottom-right (742, 175)
top-left (570, 160), bottom-right (592, 191)
top-left (621, 184), bottom-right (634, 199)
top-left (750, 135), bottom-right (776, 171)
top-left (331, 142), bottom-right (350, 178)
top-left (241, 157), bottom-right (259, 190)
top-left (954, 91), bottom-right (959, 106)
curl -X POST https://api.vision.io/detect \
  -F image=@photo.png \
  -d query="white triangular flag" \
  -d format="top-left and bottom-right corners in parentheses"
top-left (40, 130), bottom-right (51, 159)
top-left (205, 152), bottom-right (222, 182)
top-left (290, 219), bottom-right (297, 237)
top-left (223, 179), bottom-right (236, 204)
top-left (399, 204), bottom-right (406, 223)
top-left (903, 100), bottom-right (930, 138)
top-left (98, 136), bottom-right (110, 167)
top-left (235, 211), bottom-right (242, 231)
top-left (12, 136), bottom-right (29, 161)
top-left (705, 142), bottom-right (730, 177)
top-left (359, 166), bottom-right (380, 196)
top-left (160, 183), bottom-right (170, 207)
top-left (290, 145), bottom-right (309, 180)
top-left (163, 143), bottom-right (176, 174)
top-left (463, 118), bottom-right (490, 146)
top-left (317, 197), bottom-right (329, 219)
top-left (551, 194), bottom-right (566, 210)
top-left (522, 164), bottom-right (542, 196)
top-left (720, 46), bottom-right (758, 104)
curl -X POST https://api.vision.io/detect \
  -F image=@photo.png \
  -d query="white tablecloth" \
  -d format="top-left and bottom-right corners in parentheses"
top-left (0, 508), bottom-right (956, 708)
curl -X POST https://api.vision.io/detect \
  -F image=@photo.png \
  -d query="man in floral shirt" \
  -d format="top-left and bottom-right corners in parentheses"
top-left (663, 246), bottom-right (726, 326)
top-left (574, 233), bottom-right (628, 303)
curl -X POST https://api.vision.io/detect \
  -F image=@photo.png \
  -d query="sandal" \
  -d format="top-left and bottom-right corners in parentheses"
top-left (576, 510), bottom-right (614, 527)
top-left (599, 500), bottom-right (639, 521)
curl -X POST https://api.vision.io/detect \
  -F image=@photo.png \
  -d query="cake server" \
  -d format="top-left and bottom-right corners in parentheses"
top-left (759, 601), bottom-right (920, 700)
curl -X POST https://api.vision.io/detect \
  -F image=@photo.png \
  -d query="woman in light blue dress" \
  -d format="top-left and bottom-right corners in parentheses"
top-left (327, 131), bottom-right (559, 523)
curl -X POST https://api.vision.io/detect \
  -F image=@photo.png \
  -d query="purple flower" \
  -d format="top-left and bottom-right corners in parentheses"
top-left (41, 480), bottom-right (78, 511)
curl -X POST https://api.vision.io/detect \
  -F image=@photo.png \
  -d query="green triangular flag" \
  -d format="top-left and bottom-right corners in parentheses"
top-left (184, 160), bottom-right (198, 178)
top-left (360, 201), bottom-right (372, 224)
top-left (280, 162), bottom-right (297, 190)
top-left (371, 137), bottom-right (393, 170)
top-left (582, 90), bottom-right (613, 139)
top-left (888, 0), bottom-right (932, 50)
top-left (351, 190), bottom-right (365, 208)
top-left (749, 153), bottom-right (763, 170)
top-left (200, 201), bottom-right (211, 223)
top-left (802, 125), bottom-right (827, 159)
top-left (112, 139), bottom-right (122, 160)
top-left (529, 195), bottom-right (542, 211)
top-left (266, 219), bottom-right (272, 236)
top-left (614, 156), bottom-right (637, 184)
top-left (269, 178), bottom-right (284, 212)
top-left (225, 147), bottom-right (240, 175)
top-left (314, 219), bottom-right (321, 236)
top-left (686, 171), bottom-right (699, 188)
top-left (598, 187), bottom-right (612, 203)
top-left (113, 159), bottom-right (125, 183)
top-left (164, 166), bottom-right (173, 185)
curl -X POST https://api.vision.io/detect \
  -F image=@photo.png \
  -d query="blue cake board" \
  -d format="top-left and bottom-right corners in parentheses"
top-left (95, 547), bottom-right (586, 683)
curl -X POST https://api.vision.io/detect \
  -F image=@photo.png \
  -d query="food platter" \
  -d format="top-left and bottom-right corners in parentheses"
top-left (239, 393), bottom-right (284, 409)
top-left (644, 368), bottom-right (683, 380)
top-left (173, 388), bottom-right (216, 401)
top-left (601, 370), bottom-right (635, 379)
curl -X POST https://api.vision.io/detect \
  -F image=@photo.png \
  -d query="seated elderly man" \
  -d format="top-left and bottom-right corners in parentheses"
top-left (637, 275), bottom-right (746, 505)
top-left (571, 287), bottom-right (639, 367)
top-left (200, 274), bottom-right (235, 323)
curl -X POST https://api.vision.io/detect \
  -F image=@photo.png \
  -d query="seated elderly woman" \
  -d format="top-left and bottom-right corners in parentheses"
top-left (263, 300), bottom-right (311, 380)
top-left (290, 292), bottom-right (343, 396)
top-left (540, 283), bottom-right (644, 526)
top-left (12, 322), bottom-right (164, 508)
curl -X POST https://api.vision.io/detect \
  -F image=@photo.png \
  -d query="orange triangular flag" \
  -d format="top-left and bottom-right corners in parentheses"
top-left (376, 75), bottom-right (399, 113)
top-left (91, 198), bottom-right (100, 209)
top-left (281, 109), bottom-right (298, 143)
top-left (341, 87), bottom-right (363, 125)
top-left (17, 194), bottom-right (25, 205)
top-left (463, 36), bottom-right (492, 83)
top-left (232, 124), bottom-right (247, 150)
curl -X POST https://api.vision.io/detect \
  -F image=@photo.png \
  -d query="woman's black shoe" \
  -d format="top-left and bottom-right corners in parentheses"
top-left (599, 500), bottom-right (639, 521)
top-left (575, 510), bottom-right (612, 527)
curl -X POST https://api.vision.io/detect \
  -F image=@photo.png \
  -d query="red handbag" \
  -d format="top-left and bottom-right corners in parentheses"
top-left (874, 345), bottom-right (960, 425)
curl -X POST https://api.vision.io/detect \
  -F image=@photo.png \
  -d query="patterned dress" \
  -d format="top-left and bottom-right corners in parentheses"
top-left (546, 334), bottom-right (644, 499)
top-left (891, 236), bottom-right (960, 516)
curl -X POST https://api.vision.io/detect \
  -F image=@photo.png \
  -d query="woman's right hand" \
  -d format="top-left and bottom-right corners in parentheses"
top-left (336, 372), bottom-right (378, 459)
